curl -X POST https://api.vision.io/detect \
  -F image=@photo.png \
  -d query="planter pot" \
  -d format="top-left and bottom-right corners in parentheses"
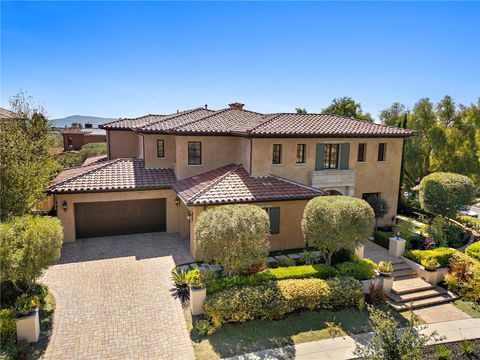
top-left (16, 308), bottom-right (40, 343)
top-left (400, 256), bottom-right (449, 285)
top-left (190, 286), bottom-right (207, 316)
top-left (361, 276), bottom-right (393, 294)
top-left (378, 272), bottom-right (392, 278)
top-left (389, 237), bottom-right (406, 257)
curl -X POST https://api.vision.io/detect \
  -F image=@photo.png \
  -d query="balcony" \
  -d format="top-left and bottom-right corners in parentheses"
top-left (309, 169), bottom-right (357, 196)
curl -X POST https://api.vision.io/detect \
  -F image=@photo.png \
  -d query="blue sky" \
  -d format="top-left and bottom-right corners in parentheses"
top-left (1, 1), bottom-right (479, 119)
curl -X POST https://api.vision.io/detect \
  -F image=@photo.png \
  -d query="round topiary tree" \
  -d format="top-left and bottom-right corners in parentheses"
top-left (419, 172), bottom-right (476, 218)
top-left (302, 196), bottom-right (375, 265)
top-left (194, 204), bottom-right (270, 276)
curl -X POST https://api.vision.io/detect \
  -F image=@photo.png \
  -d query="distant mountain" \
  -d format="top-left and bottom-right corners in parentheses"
top-left (51, 115), bottom-right (116, 128)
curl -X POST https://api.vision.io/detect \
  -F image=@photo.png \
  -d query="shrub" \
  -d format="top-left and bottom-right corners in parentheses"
top-left (299, 250), bottom-right (319, 265)
top-left (420, 258), bottom-right (440, 270)
top-left (0, 308), bottom-right (16, 343)
top-left (302, 196), bottom-right (375, 265)
top-left (419, 172), bottom-right (476, 218)
top-left (56, 152), bottom-right (83, 169)
top-left (460, 339), bottom-right (475, 355)
top-left (365, 196), bottom-right (389, 229)
top-left (404, 247), bottom-right (456, 268)
top-left (444, 224), bottom-right (469, 248)
top-left (195, 319), bottom-right (216, 336)
top-left (445, 252), bottom-right (480, 304)
top-left (170, 268), bottom-right (189, 304)
top-left (336, 257), bottom-right (376, 280)
top-left (465, 241), bottom-right (480, 261)
top-left (0, 215), bottom-right (63, 292)
top-left (195, 205), bottom-right (270, 276)
top-left (354, 306), bottom-right (443, 360)
top-left (206, 264), bottom-right (337, 294)
top-left (373, 231), bottom-right (392, 249)
top-left (366, 281), bottom-right (386, 305)
top-left (435, 344), bottom-right (452, 360)
top-left (458, 215), bottom-right (480, 231)
top-left (203, 277), bottom-right (364, 329)
top-left (331, 248), bottom-right (353, 265)
top-left (79, 142), bottom-right (107, 162)
top-left (276, 255), bottom-right (295, 267)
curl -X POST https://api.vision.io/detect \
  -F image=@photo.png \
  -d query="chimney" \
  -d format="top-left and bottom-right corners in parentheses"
top-left (205, 104), bottom-right (208, 109)
top-left (228, 102), bottom-right (245, 110)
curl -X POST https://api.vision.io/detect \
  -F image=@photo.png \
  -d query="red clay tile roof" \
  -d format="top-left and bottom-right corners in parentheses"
top-left (100, 105), bottom-right (413, 138)
top-left (82, 155), bottom-right (108, 166)
top-left (245, 113), bottom-right (413, 138)
top-left (48, 159), bottom-right (176, 193)
top-left (173, 164), bottom-right (324, 205)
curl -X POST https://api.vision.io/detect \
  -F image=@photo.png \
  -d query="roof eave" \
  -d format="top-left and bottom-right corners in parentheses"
top-left (47, 184), bottom-right (173, 195)
top-left (186, 195), bottom-right (322, 206)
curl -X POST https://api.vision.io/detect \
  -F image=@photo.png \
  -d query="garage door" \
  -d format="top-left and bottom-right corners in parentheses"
top-left (74, 199), bottom-right (166, 239)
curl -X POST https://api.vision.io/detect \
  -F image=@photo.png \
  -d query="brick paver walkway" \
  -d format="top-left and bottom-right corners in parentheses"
top-left (41, 233), bottom-right (195, 360)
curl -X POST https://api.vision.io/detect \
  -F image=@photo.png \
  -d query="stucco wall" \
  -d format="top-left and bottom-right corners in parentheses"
top-left (174, 136), bottom-right (243, 180)
top-left (55, 189), bottom-right (178, 243)
top-left (250, 137), bottom-right (404, 225)
top-left (63, 133), bottom-right (84, 151)
top-left (107, 130), bottom-right (142, 159)
top-left (143, 134), bottom-right (175, 168)
top-left (187, 200), bottom-right (309, 259)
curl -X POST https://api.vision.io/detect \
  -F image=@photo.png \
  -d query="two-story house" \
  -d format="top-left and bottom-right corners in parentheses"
top-left (48, 102), bottom-right (413, 258)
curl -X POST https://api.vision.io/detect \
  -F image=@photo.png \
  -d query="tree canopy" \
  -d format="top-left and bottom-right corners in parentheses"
top-left (302, 196), bottom-right (375, 265)
top-left (0, 91), bottom-right (58, 220)
top-left (418, 172), bottom-right (476, 218)
top-left (322, 97), bottom-right (373, 121)
top-left (194, 205), bottom-right (270, 276)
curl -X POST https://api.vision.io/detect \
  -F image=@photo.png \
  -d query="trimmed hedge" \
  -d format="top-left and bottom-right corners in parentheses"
top-left (373, 231), bottom-right (392, 249)
top-left (404, 247), bottom-right (457, 268)
top-left (465, 242), bottom-right (480, 261)
top-left (335, 258), bottom-right (376, 280)
top-left (459, 215), bottom-right (480, 232)
top-left (204, 276), bottom-right (364, 328)
top-left (207, 264), bottom-right (337, 294)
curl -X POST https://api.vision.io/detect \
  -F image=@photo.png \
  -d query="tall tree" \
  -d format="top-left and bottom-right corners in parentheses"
top-left (0, 91), bottom-right (57, 220)
top-left (295, 108), bottom-right (307, 114)
top-left (379, 102), bottom-right (408, 127)
top-left (436, 95), bottom-right (457, 128)
top-left (322, 97), bottom-right (373, 121)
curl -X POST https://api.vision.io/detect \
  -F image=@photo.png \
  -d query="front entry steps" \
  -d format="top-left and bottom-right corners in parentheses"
top-left (386, 260), bottom-right (458, 311)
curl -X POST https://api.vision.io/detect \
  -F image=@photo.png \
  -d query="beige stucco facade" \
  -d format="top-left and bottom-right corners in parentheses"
top-left (185, 200), bottom-right (308, 259)
top-left (143, 134), bottom-right (175, 168)
top-left (108, 130), bottom-right (143, 159)
top-left (55, 189), bottom-right (178, 243)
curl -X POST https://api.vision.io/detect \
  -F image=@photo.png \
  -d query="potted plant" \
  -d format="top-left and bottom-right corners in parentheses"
top-left (187, 269), bottom-right (207, 316)
top-left (421, 258), bottom-right (440, 271)
top-left (376, 261), bottom-right (394, 277)
top-left (15, 294), bottom-right (40, 343)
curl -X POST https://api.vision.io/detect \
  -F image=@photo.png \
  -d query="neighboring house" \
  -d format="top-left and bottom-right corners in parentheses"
top-left (48, 102), bottom-right (414, 258)
top-left (0, 107), bottom-right (17, 119)
top-left (62, 124), bottom-right (106, 151)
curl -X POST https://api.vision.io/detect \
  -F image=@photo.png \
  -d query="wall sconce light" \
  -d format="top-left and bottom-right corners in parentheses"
top-left (175, 196), bottom-right (180, 206)
top-left (186, 210), bottom-right (193, 222)
top-left (62, 200), bottom-right (68, 212)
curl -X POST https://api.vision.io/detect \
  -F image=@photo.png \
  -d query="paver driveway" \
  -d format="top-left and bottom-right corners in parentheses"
top-left (41, 232), bottom-right (195, 360)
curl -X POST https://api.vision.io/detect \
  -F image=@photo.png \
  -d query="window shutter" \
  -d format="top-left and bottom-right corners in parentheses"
top-left (315, 144), bottom-right (324, 170)
top-left (340, 143), bottom-right (350, 169)
top-left (269, 207), bottom-right (280, 234)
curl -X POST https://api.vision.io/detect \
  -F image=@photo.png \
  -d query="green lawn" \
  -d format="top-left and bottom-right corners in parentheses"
top-left (454, 300), bottom-right (480, 318)
top-left (185, 306), bottom-right (409, 359)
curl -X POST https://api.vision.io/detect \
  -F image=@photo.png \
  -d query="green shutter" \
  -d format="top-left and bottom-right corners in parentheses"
top-left (269, 207), bottom-right (280, 234)
top-left (315, 144), bottom-right (324, 170)
top-left (340, 143), bottom-right (350, 169)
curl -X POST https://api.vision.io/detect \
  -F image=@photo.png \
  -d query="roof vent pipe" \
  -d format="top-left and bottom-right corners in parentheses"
top-left (176, 110), bottom-right (179, 113)
top-left (205, 104), bottom-right (208, 109)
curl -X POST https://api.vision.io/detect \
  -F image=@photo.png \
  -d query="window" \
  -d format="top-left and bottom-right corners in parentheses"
top-left (67, 137), bottom-right (73, 148)
top-left (263, 207), bottom-right (280, 234)
top-left (296, 144), bottom-right (306, 164)
top-left (378, 143), bottom-right (387, 161)
top-left (157, 139), bottom-right (165, 158)
top-left (357, 143), bottom-right (366, 162)
top-left (362, 192), bottom-right (380, 200)
top-left (188, 141), bottom-right (202, 165)
top-left (323, 144), bottom-right (339, 169)
top-left (272, 144), bottom-right (282, 164)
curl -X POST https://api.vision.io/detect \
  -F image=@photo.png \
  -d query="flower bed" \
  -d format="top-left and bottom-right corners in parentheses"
top-left (203, 276), bottom-right (364, 329)
top-left (404, 247), bottom-right (457, 268)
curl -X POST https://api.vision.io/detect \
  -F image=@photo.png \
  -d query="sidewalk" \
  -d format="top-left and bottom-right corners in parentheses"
top-left (226, 318), bottom-right (480, 360)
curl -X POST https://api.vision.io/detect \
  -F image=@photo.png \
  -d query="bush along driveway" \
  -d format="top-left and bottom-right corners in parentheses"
top-left (41, 233), bottom-right (195, 360)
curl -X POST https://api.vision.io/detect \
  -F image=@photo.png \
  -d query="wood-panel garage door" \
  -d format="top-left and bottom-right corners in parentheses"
top-left (74, 199), bottom-right (166, 239)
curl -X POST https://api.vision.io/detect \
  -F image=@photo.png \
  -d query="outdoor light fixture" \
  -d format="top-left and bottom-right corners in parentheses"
top-left (62, 200), bottom-right (68, 212)
top-left (175, 196), bottom-right (180, 206)
top-left (186, 210), bottom-right (193, 222)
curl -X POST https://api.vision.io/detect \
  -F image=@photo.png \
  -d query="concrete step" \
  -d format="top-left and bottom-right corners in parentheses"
top-left (391, 259), bottom-right (405, 265)
top-left (392, 277), bottom-right (435, 295)
top-left (387, 292), bottom-right (458, 311)
top-left (387, 286), bottom-right (447, 303)
top-left (392, 263), bottom-right (412, 271)
top-left (392, 269), bottom-right (417, 279)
